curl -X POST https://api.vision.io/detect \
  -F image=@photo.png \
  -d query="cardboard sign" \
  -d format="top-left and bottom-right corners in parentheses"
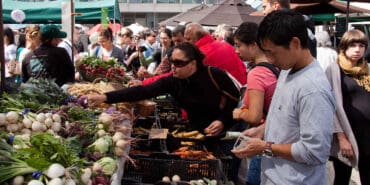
top-left (149, 128), bottom-right (168, 139)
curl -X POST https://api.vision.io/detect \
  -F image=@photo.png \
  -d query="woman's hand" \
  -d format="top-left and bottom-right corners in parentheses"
top-left (337, 133), bottom-right (354, 159)
top-left (128, 79), bottom-right (142, 87)
top-left (233, 108), bottom-right (243, 120)
top-left (137, 66), bottom-right (149, 78)
top-left (82, 94), bottom-right (107, 107)
top-left (204, 120), bottom-right (224, 136)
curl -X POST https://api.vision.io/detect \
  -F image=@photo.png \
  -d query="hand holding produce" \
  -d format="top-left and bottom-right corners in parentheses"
top-left (204, 120), bottom-right (224, 136)
top-left (82, 94), bottom-right (107, 107)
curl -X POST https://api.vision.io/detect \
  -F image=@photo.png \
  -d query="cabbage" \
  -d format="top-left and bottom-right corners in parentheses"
top-left (96, 157), bottom-right (117, 175)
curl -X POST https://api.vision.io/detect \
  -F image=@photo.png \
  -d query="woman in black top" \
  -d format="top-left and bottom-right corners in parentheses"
top-left (85, 42), bottom-right (240, 135)
top-left (326, 29), bottom-right (370, 185)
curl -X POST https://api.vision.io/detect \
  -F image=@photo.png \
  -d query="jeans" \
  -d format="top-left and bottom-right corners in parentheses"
top-left (246, 156), bottom-right (261, 185)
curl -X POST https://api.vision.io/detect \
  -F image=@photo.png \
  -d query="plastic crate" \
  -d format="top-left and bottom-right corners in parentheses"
top-left (123, 154), bottom-right (230, 183)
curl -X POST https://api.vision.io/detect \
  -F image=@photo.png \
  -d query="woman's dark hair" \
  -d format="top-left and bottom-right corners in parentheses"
top-left (234, 22), bottom-right (259, 45)
top-left (4, 27), bottom-right (15, 45)
top-left (173, 42), bottom-right (205, 69)
top-left (99, 28), bottom-right (113, 41)
top-left (17, 33), bottom-right (26, 51)
top-left (162, 28), bottom-right (173, 39)
top-left (257, 9), bottom-right (308, 50)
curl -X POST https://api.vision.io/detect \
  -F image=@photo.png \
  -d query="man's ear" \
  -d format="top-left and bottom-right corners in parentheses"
top-left (290, 37), bottom-right (301, 50)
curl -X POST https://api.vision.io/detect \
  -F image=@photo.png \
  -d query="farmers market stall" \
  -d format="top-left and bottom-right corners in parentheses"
top-left (0, 54), bottom-right (236, 185)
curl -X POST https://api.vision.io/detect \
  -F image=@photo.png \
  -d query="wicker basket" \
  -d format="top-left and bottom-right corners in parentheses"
top-left (78, 68), bottom-right (126, 84)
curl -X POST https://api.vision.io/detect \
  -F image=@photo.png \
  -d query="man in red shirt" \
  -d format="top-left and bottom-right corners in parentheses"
top-left (184, 23), bottom-right (247, 85)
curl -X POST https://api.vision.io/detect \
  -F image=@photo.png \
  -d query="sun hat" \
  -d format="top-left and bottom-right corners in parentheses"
top-left (41, 24), bottom-right (67, 39)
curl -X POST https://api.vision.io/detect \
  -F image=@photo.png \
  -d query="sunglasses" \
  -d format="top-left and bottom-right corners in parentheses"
top-left (169, 58), bottom-right (193, 68)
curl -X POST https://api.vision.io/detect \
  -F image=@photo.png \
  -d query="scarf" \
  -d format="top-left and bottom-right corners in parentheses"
top-left (338, 52), bottom-right (370, 92)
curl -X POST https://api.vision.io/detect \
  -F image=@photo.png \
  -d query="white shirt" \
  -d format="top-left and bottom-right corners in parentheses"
top-left (58, 39), bottom-right (73, 61)
top-left (316, 47), bottom-right (337, 71)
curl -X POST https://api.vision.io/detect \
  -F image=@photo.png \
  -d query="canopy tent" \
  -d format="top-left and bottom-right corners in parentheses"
top-left (160, 0), bottom-right (263, 27)
top-left (2, 0), bottom-right (121, 24)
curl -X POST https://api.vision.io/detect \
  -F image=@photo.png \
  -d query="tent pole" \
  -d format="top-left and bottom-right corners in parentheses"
top-left (346, 0), bottom-right (350, 31)
top-left (114, 0), bottom-right (116, 38)
top-left (71, 0), bottom-right (75, 63)
top-left (0, 0), bottom-right (5, 94)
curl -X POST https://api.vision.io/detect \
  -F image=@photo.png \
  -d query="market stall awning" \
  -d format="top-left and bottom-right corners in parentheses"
top-left (2, 0), bottom-right (121, 24)
top-left (160, 0), bottom-right (263, 27)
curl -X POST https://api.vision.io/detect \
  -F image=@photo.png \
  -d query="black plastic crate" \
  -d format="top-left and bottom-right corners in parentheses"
top-left (123, 154), bottom-right (230, 183)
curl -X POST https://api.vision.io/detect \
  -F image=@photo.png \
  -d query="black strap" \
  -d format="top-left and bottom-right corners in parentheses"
top-left (207, 66), bottom-right (239, 102)
top-left (254, 62), bottom-right (280, 78)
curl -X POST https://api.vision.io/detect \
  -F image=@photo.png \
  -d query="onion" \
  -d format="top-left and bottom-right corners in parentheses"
top-left (114, 147), bottom-right (125, 157)
top-left (21, 128), bottom-right (32, 135)
top-left (64, 179), bottom-right (76, 185)
top-left (44, 118), bottom-right (53, 127)
top-left (20, 133), bottom-right (30, 140)
top-left (162, 176), bottom-right (170, 182)
top-left (36, 113), bottom-right (46, 123)
top-left (97, 130), bottom-right (106, 137)
top-left (22, 117), bottom-right (33, 128)
top-left (52, 114), bottom-right (62, 123)
top-left (97, 124), bottom-right (104, 129)
top-left (7, 124), bottom-right (19, 133)
top-left (92, 162), bottom-right (102, 172)
top-left (27, 180), bottom-right (44, 185)
top-left (172, 175), bottom-right (180, 182)
top-left (6, 111), bottom-right (19, 124)
top-left (45, 163), bottom-right (65, 179)
top-left (115, 139), bottom-right (129, 150)
top-left (12, 175), bottom-right (24, 185)
top-left (112, 132), bottom-right (124, 143)
top-left (51, 122), bottom-right (61, 132)
top-left (80, 168), bottom-right (92, 184)
top-left (31, 121), bottom-right (43, 132)
top-left (0, 113), bottom-right (7, 125)
top-left (98, 113), bottom-right (113, 125)
top-left (45, 112), bottom-right (53, 119)
top-left (48, 178), bottom-right (63, 185)
top-left (46, 129), bottom-right (55, 135)
top-left (17, 122), bottom-right (24, 130)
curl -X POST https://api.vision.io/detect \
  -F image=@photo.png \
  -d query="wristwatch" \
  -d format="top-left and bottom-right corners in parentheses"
top-left (263, 141), bottom-right (274, 157)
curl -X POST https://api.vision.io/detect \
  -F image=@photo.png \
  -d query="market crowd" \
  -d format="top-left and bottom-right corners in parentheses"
top-left (3, 0), bottom-right (370, 184)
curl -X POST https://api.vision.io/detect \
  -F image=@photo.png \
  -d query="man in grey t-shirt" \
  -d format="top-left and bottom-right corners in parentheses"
top-left (232, 10), bottom-right (335, 184)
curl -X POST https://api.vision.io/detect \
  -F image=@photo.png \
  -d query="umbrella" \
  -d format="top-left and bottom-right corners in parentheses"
top-left (160, 0), bottom-right (263, 27)
top-left (127, 23), bottom-right (145, 36)
top-left (250, 0), bottom-right (370, 16)
top-left (86, 23), bottom-right (121, 35)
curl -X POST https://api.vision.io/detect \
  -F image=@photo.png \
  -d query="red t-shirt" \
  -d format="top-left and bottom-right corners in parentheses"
top-left (242, 66), bottom-right (278, 114)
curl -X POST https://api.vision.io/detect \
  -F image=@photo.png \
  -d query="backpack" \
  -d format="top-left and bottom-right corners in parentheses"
top-left (253, 62), bottom-right (280, 78)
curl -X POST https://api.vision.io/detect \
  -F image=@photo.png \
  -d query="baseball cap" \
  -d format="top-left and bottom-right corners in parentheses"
top-left (41, 25), bottom-right (67, 39)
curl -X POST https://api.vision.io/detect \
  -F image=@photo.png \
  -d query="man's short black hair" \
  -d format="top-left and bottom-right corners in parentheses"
top-left (257, 9), bottom-right (308, 50)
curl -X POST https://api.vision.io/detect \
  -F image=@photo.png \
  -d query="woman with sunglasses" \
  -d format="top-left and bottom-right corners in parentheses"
top-left (84, 42), bottom-right (240, 136)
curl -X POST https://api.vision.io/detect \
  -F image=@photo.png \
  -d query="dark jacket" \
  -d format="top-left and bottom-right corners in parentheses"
top-left (22, 44), bottom-right (75, 86)
top-left (105, 66), bottom-right (240, 132)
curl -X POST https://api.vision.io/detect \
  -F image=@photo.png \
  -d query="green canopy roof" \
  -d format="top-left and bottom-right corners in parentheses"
top-left (3, 0), bottom-right (121, 24)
